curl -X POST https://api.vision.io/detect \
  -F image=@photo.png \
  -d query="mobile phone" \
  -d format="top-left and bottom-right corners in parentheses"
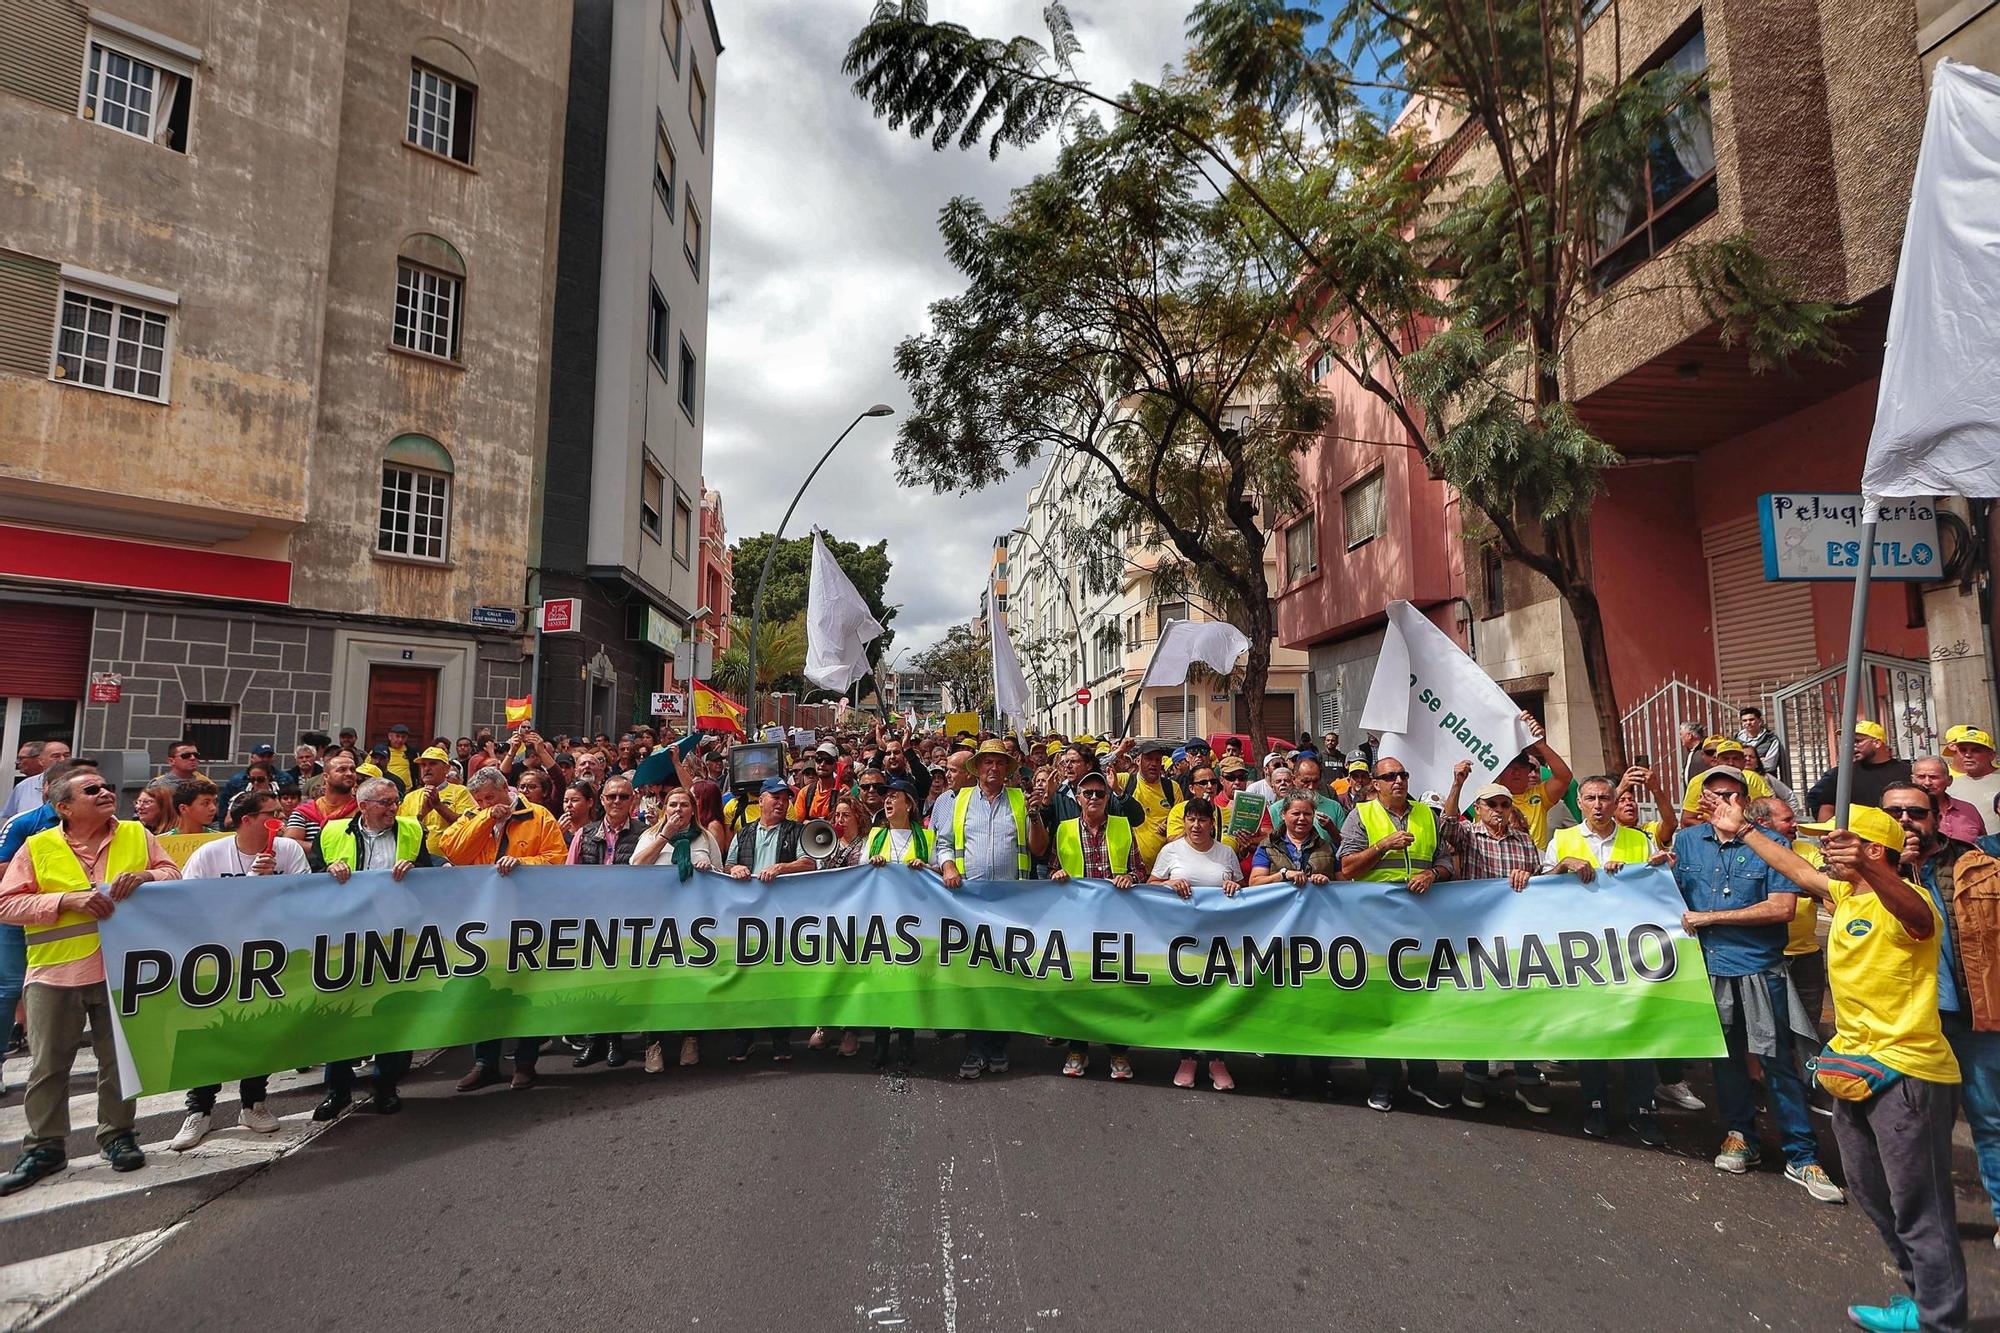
top-left (1632, 753), bottom-right (1649, 769)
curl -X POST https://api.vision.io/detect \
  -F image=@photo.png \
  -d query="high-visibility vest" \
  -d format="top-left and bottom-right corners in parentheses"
top-left (951, 786), bottom-right (1032, 878)
top-left (319, 816), bottom-right (426, 869)
top-left (1354, 800), bottom-right (1437, 884)
top-left (1054, 816), bottom-right (1134, 878)
top-left (23, 821), bottom-right (148, 969)
top-left (1548, 822), bottom-right (1652, 869)
top-left (867, 825), bottom-right (932, 865)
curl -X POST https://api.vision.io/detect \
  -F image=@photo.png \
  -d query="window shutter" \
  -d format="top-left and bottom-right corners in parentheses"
top-left (0, 603), bottom-right (92, 698)
top-left (0, 0), bottom-right (88, 111)
top-left (0, 250), bottom-right (59, 378)
top-left (1705, 517), bottom-right (1817, 700)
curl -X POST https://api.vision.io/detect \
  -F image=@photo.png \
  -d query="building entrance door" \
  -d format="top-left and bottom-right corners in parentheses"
top-left (365, 665), bottom-right (438, 747)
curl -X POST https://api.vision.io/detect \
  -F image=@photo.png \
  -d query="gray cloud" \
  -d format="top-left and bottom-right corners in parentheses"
top-left (704, 1), bottom-right (1190, 659)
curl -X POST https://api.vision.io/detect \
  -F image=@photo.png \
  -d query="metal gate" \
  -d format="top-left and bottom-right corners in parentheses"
top-left (1766, 654), bottom-right (1935, 797)
top-left (1619, 675), bottom-right (1745, 788)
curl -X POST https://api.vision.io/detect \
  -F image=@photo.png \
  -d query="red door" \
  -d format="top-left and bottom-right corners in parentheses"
top-left (365, 666), bottom-right (437, 746)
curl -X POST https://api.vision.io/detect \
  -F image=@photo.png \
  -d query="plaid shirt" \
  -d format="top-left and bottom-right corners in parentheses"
top-left (1078, 819), bottom-right (1113, 879)
top-left (1451, 817), bottom-right (1542, 881)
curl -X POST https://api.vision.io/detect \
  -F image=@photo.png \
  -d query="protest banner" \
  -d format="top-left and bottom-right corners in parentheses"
top-left (1361, 600), bottom-right (1537, 804)
top-left (100, 863), bottom-right (1723, 1096)
top-left (943, 712), bottom-right (980, 740)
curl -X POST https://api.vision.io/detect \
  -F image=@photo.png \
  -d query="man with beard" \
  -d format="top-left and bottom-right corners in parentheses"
top-left (288, 752), bottom-right (360, 853)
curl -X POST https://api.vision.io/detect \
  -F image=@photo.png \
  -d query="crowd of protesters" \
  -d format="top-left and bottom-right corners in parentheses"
top-left (5, 709), bottom-right (2000, 1329)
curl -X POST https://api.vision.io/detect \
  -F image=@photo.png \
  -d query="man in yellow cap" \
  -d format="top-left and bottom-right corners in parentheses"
top-left (1707, 796), bottom-right (1965, 1333)
top-left (1803, 720), bottom-right (1912, 822)
top-left (399, 745), bottom-right (474, 855)
top-left (1678, 739), bottom-right (1771, 822)
top-left (1945, 724), bottom-right (2000, 836)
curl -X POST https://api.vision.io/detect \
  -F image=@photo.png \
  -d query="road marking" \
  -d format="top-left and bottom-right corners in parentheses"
top-left (0, 1061), bottom-right (330, 1152)
top-left (0, 1231), bottom-right (168, 1332)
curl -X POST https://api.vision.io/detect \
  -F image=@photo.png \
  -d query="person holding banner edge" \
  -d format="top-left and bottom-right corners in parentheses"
top-left (1049, 768), bottom-right (1144, 1080)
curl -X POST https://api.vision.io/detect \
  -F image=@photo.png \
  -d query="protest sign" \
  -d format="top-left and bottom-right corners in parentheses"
top-left (1225, 792), bottom-right (1267, 842)
top-left (101, 863), bottom-right (1722, 1095)
top-left (1360, 601), bottom-right (1536, 804)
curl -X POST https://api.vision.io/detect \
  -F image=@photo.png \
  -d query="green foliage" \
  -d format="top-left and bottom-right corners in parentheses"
top-left (729, 531), bottom-right (896, 639)
top-left (911, 621), bottom-right (992, 720)
top-left (712, 613), bottom-right (808, 695)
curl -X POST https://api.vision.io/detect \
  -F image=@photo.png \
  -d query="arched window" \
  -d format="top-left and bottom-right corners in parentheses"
top-left (392, 233), bottom-right (465, 361)
top-left (378, 433), bottom-right (453, 562)
top-left (406, 38), bottom-right (477, 164)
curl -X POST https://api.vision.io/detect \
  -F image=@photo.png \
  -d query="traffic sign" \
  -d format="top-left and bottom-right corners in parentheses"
top-left (539, 598), bottom-right (581, 633)
top-left (1075, 687), bottom-right (1092, 706)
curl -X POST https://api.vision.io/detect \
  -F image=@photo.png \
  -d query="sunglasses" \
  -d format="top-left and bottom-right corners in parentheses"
top-left (602, 791), bottom-right (634, 800)
top-left (1883, 805), bottom-right (1933, 820)
top-left (1478, 796), bottom-right (1513, 809)
top-left (859, 784), bottom-right (886, 794)
top-left (1376, 772), bottom-right (1410, 783)
top-left (1078, 789), bottom-right (1109, 799)
top-left (1190, 778), bottom-right (1218, 787)
top-left (72, 782), bottom-right (111, 798)
top-left (174, 751), bottom-right (200, 760)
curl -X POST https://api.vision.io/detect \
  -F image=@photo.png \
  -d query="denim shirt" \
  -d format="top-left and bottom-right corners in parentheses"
top-left (1671, 823), bottom-right (1792, 978)
top-left (1915, 852), bottom-right (1963, 1014)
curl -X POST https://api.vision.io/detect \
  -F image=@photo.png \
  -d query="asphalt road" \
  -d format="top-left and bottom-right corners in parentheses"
top-left (30, 1042), bottom-right (2000, 1332)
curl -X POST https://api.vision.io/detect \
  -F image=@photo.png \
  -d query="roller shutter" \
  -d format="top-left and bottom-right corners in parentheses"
top-left (1705, 517), bottom-right (1817, 701)
top-left (0, 602), bottom-right (92, 698)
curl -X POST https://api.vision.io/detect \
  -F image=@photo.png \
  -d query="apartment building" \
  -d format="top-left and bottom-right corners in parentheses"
top-left (696, 482), bottom-right (733, 653)
top-left (536, 0), bottom-right (721, 736)
top-left (1283, 0), bottom-right (2000, 780)
top-left (0, 0), bottom-right (572, 797)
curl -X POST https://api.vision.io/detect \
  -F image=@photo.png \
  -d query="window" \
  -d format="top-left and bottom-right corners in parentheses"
top-left (683, 195), bottom-right (703, 275)
top-left (1481, 543), bottom-right (1507, 616)
top-left (54, 286), bottom-right (171, 400)
top-left (394, 262), bottom-right (462, 360)
top-left (662, 0), bottom-right (684, 73)
top-left (1157, 599), bottom-right (1188, 631)
top-left (641, 460), bottom-right (665, 541)
top-left (407, 62), bottom-right (475, 164)
top-left (1341, 468), bottom-right (1385, 548)
top-left (648, 283), bottom-right (670, 369)
top-left (678, 337), bottom-right (697, 419)
top-left (82, 34), bottom-right (192, 152)
top-left (378, 462), bottom-right (451, 562)
top-left (181, 704), bottom-right (234, 762)
top-left (1307, 349), bottom-right (1334, 383)
top-left (672, 488), bottom-right (693, 565)
top-left (1125, 614), bottom-right (1141, 652)
top-left (654, 122), bottom-right (677, 214)
top-left (1592, 24), bottom-right (1715, 287)
top-left (689, 64), bottom-right (707, 146)
top-left (1285, 515), bottom-right (1318, 581)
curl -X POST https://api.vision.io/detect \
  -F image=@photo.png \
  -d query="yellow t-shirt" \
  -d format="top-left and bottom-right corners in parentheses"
top-left (1165, 799), bottom-right (1238, 853)
top-left (1785, 840), bottom-right (1826, 956)
top-left (1681, 769), bottom-right (1772, 813)
top-left (1512, 788), bottom-right (1551, 849)
top-left (1126, 776), bottom-right (1176, 863)
top-left (399, 782), bottom-right (475, 855)
top-left (1824, 876), bottom-right (1958, 1084)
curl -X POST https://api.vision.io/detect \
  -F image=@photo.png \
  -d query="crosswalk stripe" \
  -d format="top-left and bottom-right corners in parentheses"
top-left (0, 1230), bottom-right (169, 1331)
top-left (0, 1066), bottom-right (329, 1149)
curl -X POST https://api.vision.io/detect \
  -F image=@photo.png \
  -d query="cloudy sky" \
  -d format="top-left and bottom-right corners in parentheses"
top-left (703, 2), bottom-right (1190, 663)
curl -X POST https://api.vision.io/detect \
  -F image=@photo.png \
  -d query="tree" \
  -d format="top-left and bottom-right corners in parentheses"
top-left (711, 613), bottom-right (807, 695)
top-left (845, 0), bottom-right (1848, 769)
top-left (912, 621), bottom-right (992, 721)
top-left (855, 102), bottom-right (1328, 745)
top-left (728, 531), bottom-right (897, 698)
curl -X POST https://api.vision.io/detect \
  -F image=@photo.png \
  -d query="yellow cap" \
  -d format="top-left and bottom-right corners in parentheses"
top-left (1712, 739), bottom-right (1745, 757)
top-left (1798, 804), bottom-right (1905, 852)
top-left (1947, 724), bottom-right (1995, 750)
top-left (1854, 720), bottom-right (1887, 743)
top-left (418, 746), bottom-right (452, 764)
top-left (1701, 735), bottom-right (1725, 749)
top-left (356, 762), bottom-right (384, 779)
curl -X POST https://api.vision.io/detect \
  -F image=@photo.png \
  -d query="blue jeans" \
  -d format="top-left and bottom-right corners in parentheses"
top-left (1712, 970), bottom-right (1819, 1166)
top-left (0, 925), bottom-right (25, 1027)
top-left (1941, 1009), bottom-right (2000, 1224)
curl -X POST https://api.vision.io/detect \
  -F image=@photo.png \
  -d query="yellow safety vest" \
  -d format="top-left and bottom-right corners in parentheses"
top-left (1548, 822), bottom-right (1652, 869)
top-left (23, 821), bottom-right (148, 969)
top-left (319, 816), bottom-right (426, 869)
top-left (951, 786), bottom-right (1032, 877)
top-left (867, 825), bottom-right (933, 865)
top-left (1354, 800), bottom-right (1437, 884)
top-left (1054, 816), bottom-right (1135, 878)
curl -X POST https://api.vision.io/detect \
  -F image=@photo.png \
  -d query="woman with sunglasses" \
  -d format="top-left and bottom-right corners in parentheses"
top-left (1149, 797), bottom-right (1245, 1091)
top-left (632, 786), bottom-right (725, 1070)
top-left (1249, 791), bottom-right (1342, 1095)
top-left (134, 777), bottom-right (178, 835)
top-left (864, 779), bottom-right (935, 1069)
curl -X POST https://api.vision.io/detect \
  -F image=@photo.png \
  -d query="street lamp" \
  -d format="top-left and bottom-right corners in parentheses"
top-left (744, 404), bottom-right (895, 732)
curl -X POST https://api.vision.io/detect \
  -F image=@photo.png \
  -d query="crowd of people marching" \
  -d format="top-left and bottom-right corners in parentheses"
top-left (4, 708), bottom-right (2000, 1329)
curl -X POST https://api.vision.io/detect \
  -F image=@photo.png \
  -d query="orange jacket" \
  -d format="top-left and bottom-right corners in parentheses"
top-left (436, 797), bottom-right (568, 867)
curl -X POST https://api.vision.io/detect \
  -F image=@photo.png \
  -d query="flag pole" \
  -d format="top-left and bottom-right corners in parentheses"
top-left (1831, 515), bottom-right (1878, 830)
top-left (1122, 620), bottom-right (1177, 739)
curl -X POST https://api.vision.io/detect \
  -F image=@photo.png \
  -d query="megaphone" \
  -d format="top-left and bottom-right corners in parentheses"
top-left (801, 818), bottom-right (839, 864)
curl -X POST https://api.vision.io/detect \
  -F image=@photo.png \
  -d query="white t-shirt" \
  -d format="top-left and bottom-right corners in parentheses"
top-left (182, 836), bottom-right (310, 879)
top-left (1151, 837), bottom-right (1241, 885)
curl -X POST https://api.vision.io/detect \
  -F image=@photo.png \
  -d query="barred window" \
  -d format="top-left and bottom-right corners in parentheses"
top-left (55, 288), bottom-right (170, 400)
top-left (394, 262), bottom-right (461, 360)
top-left (378, 464), bottom-right (451, 562)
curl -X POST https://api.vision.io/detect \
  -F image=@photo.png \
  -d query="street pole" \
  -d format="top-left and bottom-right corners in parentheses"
top-left (1832, 517), bottom-right (1878, 829)
top-left (745, 404), bottom-right (894, 734)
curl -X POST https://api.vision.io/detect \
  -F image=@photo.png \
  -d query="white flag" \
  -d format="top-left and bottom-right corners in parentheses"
top-left (990, 599), bottom-right (1031, 723)
top-left (1137, 619), bottom-right (1249, 689)
top-left (1861, 60), bottom-right (2000, 509)
top-left (1359, 601), bottom-right (1536, 803)
top-left (803, 533), bottom-right (884, 693)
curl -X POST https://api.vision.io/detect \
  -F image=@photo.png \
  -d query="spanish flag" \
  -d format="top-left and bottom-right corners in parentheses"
top-left (504, 697), bottom-right (533, 726)
top-left (691, 681), bottom-right (745, 736)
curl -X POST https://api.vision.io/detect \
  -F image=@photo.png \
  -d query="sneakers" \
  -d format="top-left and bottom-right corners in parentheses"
top-left (957, 1054), bottom-right (987, 1080)
top-left (1582, 1101), bottom-right (1610, 1139)
top-left (986, 1053), bottom-right (1009, 1074)
top-left (643, 1042), bottom-right (666, 1074)
top-left (679, 1035), bottom-right (700, 1067)
top-left (1656, 1080), bottom-right (1706, 1111)
top-left (1410, 1084), bottom-right (1452, 1111)
top-left (1062, 1052), bottom-right (1089, 1078)
top-left (237, 1103), bottom-right (280, 1134)
top-left (168, 1110), bottom-right (213, 1152)
top-left (1631, 1110), bottom-right (1665, 1148)
top-left (1207, 1059), bottom-right (1234, 1091)
top-left (1713, 1132), bottom-right (1760, 1173)
top-left (1513, 1081), bottom-right (1552, 1115)
top-left (1786, 1162), bottom-right (1847, 1204)
top-left (0, 1146), bottom-right (65, 1196)
top-left (1109, 1055), bottom-right (1134, 1081)
top-left (1366, 1085), bottom-right (1394, 1112)
top-left (101, 1133), bottom-right (145, 1173)
top-left (1460, 1077), bottom-right (1487, 1110)
top-left (1845, 1295), bottom-right (1918, 1331)
top-left (1173, 1058), bottom-right (1198, 1089)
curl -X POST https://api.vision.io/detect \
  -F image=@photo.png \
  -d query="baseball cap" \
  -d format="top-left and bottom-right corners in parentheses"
top-left (1798, 804), bottom-right (1905, 852)
top-left (1347, 758), bottom-right (1370, 774)
top-left (815, 741), bottom-right (839, 757)
top-left (1701, 735), bottom-right (1725, 749)
top-left (389, 723), bottom-right (411, 735)
top-left (1712, 739), bottom-right (1745, 757)
top-left (1693, 765), bottom-right (1749, 791)
top-left (1854, 720), bottom-right (1887, 742)
top-left (1075, 770), bottom-right (1110, 791)
top-left (1947, 724), bottom-right (1996, 750)
top-left (1218, 757), bottom-right (1250, 777)
top-left (250, 743), bottom-right (275, 757)
top-left (418, 745), bottom-right (452, 764)
top-left (1470, 782), bottom-right (1513, 803)
top-left (1184, 737), bottom-right (1210, 752)
top-left (758, 777), bottom-right (790, 796)
top-left (1171, 747), bottom-right (1188, 765)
